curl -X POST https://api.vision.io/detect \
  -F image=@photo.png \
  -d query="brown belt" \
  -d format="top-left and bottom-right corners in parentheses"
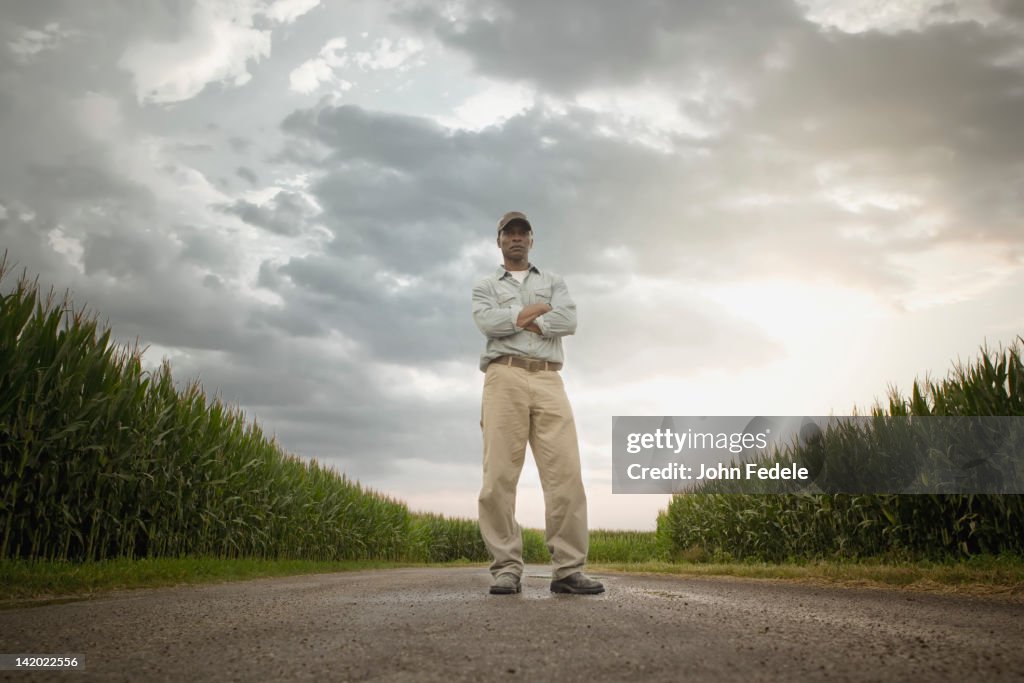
top-left (490, 355), bottom-right (562, 372)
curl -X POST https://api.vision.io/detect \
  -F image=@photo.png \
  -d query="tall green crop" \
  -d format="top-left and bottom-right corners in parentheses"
top-left (0, 251), bottom-right (486, 563)
top-left (660, 339), bottom-right (1024, 562)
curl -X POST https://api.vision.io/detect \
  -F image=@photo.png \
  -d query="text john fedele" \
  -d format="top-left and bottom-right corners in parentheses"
top-left (623, 428), bottom-right (809, 481)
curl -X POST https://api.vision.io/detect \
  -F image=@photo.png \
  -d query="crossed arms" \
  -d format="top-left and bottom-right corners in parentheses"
top-left (517, 304), bottom-right (550, 334)
top-left (472, 276), bottom-right (578, 340)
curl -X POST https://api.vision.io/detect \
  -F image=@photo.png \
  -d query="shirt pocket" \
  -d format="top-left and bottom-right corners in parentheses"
top-left (497, 290), bottom-right (519, 307)
top-left (532, 286), bottom-right (552, 304)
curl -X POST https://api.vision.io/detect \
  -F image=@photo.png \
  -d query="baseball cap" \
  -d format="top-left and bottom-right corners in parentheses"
top-left (497, 211), bottom-right (533, 234)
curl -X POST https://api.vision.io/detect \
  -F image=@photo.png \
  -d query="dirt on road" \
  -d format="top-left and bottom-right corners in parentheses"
top-left (1, 565), bottom-right (1022, 682)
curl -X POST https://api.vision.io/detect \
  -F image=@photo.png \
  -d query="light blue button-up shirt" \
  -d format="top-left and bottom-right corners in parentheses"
top-left (472, 264), bottom-right (578, 372)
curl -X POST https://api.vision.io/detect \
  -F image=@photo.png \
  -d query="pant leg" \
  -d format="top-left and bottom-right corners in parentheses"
top-left (527, 370), bottom-right (589, 580)
top-left (478, 363), bottom-right (530, 578)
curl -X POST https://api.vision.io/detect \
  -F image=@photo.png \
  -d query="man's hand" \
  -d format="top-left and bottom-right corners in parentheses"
top-left (523, 322), bottom-right (543, 334)
top-left (516, 303), bottom-right (552, 329)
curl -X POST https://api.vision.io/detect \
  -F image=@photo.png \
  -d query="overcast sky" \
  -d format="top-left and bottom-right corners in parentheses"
top-left (2, 0), bottom-right (1022, 530)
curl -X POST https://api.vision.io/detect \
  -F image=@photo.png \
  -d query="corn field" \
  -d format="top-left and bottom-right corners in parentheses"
top-left (0, 254), bottom-right (487, 563)
top-left (587, 529), bottom-right (668, 563)
top-left (13, 248), bottom-right (1014, 568)
top-left (660, 339), bottom-right (1024, 562)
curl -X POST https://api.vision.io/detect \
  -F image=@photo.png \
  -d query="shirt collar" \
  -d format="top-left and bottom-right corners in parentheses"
top-left (495, 263), bottom-right (541, 279)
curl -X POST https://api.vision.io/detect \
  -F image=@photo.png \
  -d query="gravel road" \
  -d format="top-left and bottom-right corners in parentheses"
top-left (1, 566), bottom-right (1021, 682)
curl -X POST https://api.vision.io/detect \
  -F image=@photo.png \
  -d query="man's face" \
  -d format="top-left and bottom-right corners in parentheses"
top-left (498, 222), bottom-right (533, 260)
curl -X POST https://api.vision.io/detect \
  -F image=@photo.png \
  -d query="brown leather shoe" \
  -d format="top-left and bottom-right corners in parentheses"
top-left (550, 572), bottom-right (604, 594)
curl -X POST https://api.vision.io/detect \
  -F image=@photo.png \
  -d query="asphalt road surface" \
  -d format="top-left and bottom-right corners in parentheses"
top-left (1, 566), bottom-right (1021, 682)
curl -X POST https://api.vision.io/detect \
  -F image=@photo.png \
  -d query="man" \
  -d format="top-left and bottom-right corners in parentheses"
top-left (472, 210), bottom-right (604, 596)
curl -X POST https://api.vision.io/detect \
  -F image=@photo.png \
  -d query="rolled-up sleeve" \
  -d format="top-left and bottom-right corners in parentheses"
top-left (534, 275), bottom-right (577, 338)
top-left (472, 280), bottom-right (522, 338)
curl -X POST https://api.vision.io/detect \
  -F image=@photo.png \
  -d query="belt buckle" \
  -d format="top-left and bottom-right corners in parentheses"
top-left (526, 358), bottom-right (543, 372)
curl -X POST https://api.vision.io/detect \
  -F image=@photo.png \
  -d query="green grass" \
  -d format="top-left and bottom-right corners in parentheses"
top-left (593, 553), bottom-right (1024, 599)
top-left (0, 557), bottom-right (426, 605)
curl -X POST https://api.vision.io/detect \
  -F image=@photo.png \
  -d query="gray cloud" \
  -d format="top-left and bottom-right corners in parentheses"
top-left (228, 137), bottom-right (252, 153)
top-left (218, 190), bottom-right (316, 236)
top-left (3, 0), bottom-right (1023, 511)
top-left (262, 98), bottom-right (797, 378)
top-left (281, 103), bottom-right (691, 270)
top-left (392, 0), bottom-right (1024, 256)
top-left (0, 1), bottom-right (454, 488)
top-left (236, 166), bottom-right (259, 184)
top-left (253, 251), bottom-right (477, 363)
top-left (993, 0), bottom-right (1024, 21)
top-left (395, 0), bottom-right (805, 93)
top-left (277, 97), bottom-right (933, 301)
top-left (735, 24), bottom-right (1024, 244)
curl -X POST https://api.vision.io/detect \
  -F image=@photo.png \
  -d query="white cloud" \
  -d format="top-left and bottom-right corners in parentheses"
top-left (889, 241), bottom-right (1023, 311)
top-left (288, 37), bottom-right (353, 94)
top-left (353, 37), bottom-right (425, 71)
top-left (265, 0), bottom-right (321, 24)
top-left (7, 22), bottom-right (78, 63)
top-left (372, 361), bottom-right (478, 402)
top-left (119, 0), bottom-right (318, 104)
top-left (813, 158), bottom-right (940, 218)
top-left (46, 226), bottom-right (86, 274)
top-left (289, 60), bottom-right (333, 94)
top-left (572, 83), bottom-right (714, 152)
top-left (796, 0), bottom-right (1001, 33)
top-left (439, 81), bottom-right (536, 131)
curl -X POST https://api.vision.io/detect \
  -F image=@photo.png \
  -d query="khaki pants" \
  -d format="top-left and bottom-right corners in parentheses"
top-left (478, 361), bottom-right (589, 580)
